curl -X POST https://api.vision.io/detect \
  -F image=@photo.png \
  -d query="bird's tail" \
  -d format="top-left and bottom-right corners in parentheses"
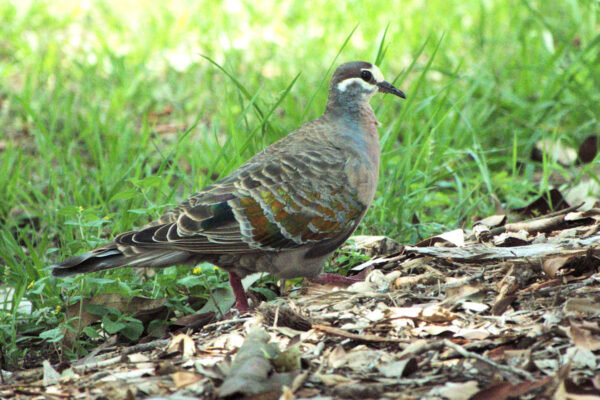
top-left (51, 242), bottom-right (192, 277)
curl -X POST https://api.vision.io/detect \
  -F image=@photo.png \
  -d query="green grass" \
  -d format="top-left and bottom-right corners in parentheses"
top-left (1, 0), bottom-right (599, 368)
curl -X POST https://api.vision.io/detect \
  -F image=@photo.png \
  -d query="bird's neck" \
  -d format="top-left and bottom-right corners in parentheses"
top-left (321, 100), bottom-right (381, 174)
top-left (324, 99), bottom-right (380, 137)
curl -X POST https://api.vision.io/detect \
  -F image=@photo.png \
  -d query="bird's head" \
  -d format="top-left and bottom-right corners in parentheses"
top-left (328, 61), bottom-right (406, 105)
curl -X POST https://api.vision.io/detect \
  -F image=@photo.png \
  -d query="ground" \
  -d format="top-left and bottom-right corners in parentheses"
top-left (3, 200), bottom-right (600, 399)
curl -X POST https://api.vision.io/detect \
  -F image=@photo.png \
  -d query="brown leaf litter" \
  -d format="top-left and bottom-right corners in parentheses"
top-left (3, 201), bottom-right (600, 399)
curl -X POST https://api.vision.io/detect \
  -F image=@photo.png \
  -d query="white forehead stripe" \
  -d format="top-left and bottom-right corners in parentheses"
top-left (366, 65), bottom-right (385, 82)
top-left (337, 77), bottom-right (375, 92)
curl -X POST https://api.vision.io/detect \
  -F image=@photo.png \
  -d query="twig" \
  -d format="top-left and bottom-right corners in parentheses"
top-left (72, 355), bottom-right (123, 372)
top-left (440, 267), bottom-right (487, 290)
top-left (202, 317), bottom-right (252, 330)
top-left (119, 338), bottom-right (171, 354)
top-left (442, 339), bottom-right (535, 381)
top-left (313, 324), bottom-right (405, 343)
top-left (73, 338), bottom-right (170, 367)
top-left (489, 203), bottom-right (584, 236)
top-left (72, 335), bottom-right (118, 366)
top-left (273, 303), bottom-right (281, 328)
top-left (537, 274), bottom-right (599, 294)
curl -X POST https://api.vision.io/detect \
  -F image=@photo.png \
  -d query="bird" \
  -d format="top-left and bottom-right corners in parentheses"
top-left (51, 61), bottom-right (406, 313)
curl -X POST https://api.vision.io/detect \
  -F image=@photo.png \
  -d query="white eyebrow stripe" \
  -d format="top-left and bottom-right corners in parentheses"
top-left (366, 66), bottom-right (385, 82)
top-left (337, 77), bottom-right (374, 92)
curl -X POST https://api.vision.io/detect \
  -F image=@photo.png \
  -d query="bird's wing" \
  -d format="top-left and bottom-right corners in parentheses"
top-left (115, 139), bottom-right (366, 254)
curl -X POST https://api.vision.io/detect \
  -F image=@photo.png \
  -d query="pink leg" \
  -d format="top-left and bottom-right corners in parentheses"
top-left (228, 271), bottom-right (249, 313)
top-left (309, 268), bottom-right (369, 285)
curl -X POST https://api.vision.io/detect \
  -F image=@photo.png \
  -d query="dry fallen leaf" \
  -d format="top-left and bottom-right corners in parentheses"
top-left (542, 255), bottom-right (583, 278)
top-left (565, 346), bottom-right (597, 370)
top-left (42, 360), bottom-right (61, 387)
top-left (166, 333), bottom-right (198, 358)
top-left (554, 377), bottom-right (600, 400)
top-left (377, 358), bottom-right (418, 378)
top-left (313, 373), bottom-right (352, 386)
top-left (127, 353), bottom-right (154, 370)
top-left (474, 214), bottom-right (507, 228)
top-left (348, 235), bottom-right (404, 257)
top-left (454, 328), bottom-right (491, 340)
top-left (431, 380), bottom-right (479, 400)
top-left (471, 377), bottom-right (552, 400)
top-left (564, 297), bottom-right (600, 317)
top-left (171, 371), bottom-right (203, 389)
top-left (415, 228), bottom-right (465, 247)
top-left (444, 283), bottom-right (486, 305)
top-left (568, 323), bottom-right (600, 351)
top-left (327, 345), bottom-right (347, 369)
top-left (412, 324), bottom-right (458, 336)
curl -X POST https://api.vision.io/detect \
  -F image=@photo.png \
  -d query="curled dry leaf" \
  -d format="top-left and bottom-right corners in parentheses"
top-left (543, 254), bottom-right (597, 278)
top-left (348, 235), bottom-right (404, 257)
top-left (415, 228), bottom-right (465, 248)
top-left (166, 333), bottom-right (197, 358)
top-left (493, 231), bottom-right (531, 247)
top-left (474, 214), bottom-right (507, 229)
top-left (473, 224), bottom-right (492, 242)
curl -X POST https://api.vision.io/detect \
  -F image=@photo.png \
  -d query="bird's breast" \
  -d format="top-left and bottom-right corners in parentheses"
top-left (341, 131), bottom-right (380, 207)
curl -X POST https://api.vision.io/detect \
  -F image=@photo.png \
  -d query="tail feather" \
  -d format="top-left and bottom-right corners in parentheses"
top-left (51, 242), bottom-right (192, 277)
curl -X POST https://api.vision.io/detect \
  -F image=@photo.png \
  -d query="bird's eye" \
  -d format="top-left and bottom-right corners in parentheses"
top-left (360, 70), bottom-right (373, 82)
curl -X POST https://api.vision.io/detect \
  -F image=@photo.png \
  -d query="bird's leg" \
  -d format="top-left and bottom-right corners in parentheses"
top-left (228, 271), bottom-right (249, 313)
top-left (309, 268), bottom-right (370, 285)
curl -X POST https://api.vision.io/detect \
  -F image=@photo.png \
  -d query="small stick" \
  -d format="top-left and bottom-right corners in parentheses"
top-left (202, 317), bottom-right (253, 330)
top-left (442, 339), bottom-right (535, 381)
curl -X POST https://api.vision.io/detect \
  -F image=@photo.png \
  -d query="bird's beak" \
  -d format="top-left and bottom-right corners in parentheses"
top-left (377, 81), bottom-right (406, 99)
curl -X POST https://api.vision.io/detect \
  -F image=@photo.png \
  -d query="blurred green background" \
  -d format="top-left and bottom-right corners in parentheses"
top-left (0, 0), bottom-right (598, 366)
